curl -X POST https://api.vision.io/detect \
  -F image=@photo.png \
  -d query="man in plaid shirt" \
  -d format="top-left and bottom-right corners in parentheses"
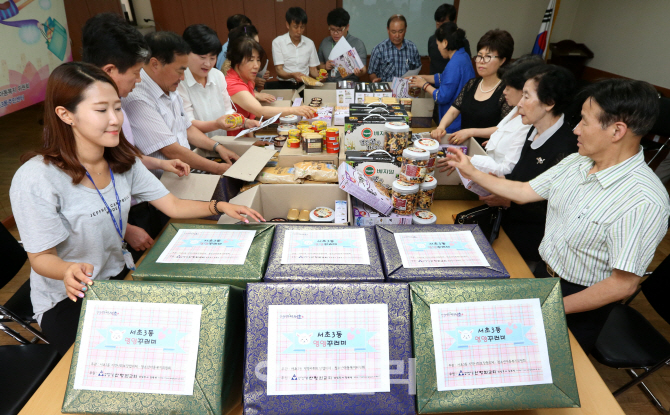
top-left (368, 14), bottom-right (422, 82)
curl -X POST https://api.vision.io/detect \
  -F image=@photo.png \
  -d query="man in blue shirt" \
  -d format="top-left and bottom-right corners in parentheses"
top-left (368, 14), bottom-right (421, 82)
top-left (216, 14), bottom-right (251, 71)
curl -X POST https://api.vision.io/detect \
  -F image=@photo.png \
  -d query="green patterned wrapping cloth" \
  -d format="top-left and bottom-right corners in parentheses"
top-left (132, 223), bottom-right (275, 288)
top-left (410, 279), bottom-right (580, 413)
top-left (62, 281), bottom-right (245, 415)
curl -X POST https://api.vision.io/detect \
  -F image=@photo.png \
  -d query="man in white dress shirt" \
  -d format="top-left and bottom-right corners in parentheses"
top-left (123, 31), bottom-right (239, 176)
top-left (271, 7), bottom-right (319, 87)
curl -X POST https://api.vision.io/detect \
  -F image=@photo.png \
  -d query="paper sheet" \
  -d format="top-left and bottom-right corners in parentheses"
top-left (234, 112), bottom-right (282, 138)
top-left (156, 228), bottom-right (256, 265)
top-left (402, 67), bottom-right (421, 78)
top-left (328, 37), bottom-right (364, 78)
top-left (280, 228), bottom-right (370, 265)
top-left (258, 59), bottom-right (269, 78)
top-left (266, 304), bottom-right (390, 395)
top-left (394, 231), bottom-right (490, 268)
top-left (430, 299), bottom-right (552, 391)
top-left (73, 301), bottom-right (202, 395)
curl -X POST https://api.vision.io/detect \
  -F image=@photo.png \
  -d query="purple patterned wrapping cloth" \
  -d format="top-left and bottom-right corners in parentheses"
top-left (243, 283), bottom-right (415, 415)
top-left (375, 224), bottom-right (510, 282)
top-left (264, 225), bottom-right (385, 282)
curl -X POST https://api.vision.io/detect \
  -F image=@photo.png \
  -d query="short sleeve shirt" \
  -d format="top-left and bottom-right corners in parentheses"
top-left (530, 150), bottom-right (670, 285)
top-left (10, 156), bottom-right (169, 323)
top-left (272, 33), bottom-right (320, 80)
top-left (225, 68), bottom-right (256, 136)
top-left (177, 67), bottom-right (234, 138)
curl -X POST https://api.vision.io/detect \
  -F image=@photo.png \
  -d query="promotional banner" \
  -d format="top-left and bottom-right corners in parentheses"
top-left (0, 0), bottom-right (71, 117)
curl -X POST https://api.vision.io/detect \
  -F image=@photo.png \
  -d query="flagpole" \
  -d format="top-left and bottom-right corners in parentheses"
top-left (546, 0), bottom-right (562, 62)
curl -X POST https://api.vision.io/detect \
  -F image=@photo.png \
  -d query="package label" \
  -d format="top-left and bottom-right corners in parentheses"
top-left (430, 299), bottom-right (552, 390)
top-left (74, 301), bottom-right (202, 395)
top-left (267, 304), bottom-right (390, 395)
top-left (157, 229), bottom-right (256, 265)
top-left (281, 228), bottom-right (370, 265)
top-left (394, 231), bottom-right (490, 268)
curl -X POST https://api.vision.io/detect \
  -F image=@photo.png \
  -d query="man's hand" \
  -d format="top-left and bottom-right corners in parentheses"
top-left (263, 71), bottom-right (271, 80)
top-left (216, 145), bottom-right (239, 164)
top-left (255, 77), bottom-right (267, 90)
top-left (325, 60), bottom-right (335, 71)
top-left (292, 72), bottom-right (304, 83)
top-left (431, 128), bottom-right (447, 140)
top-left (449, 129), bottom-right (472, 144)
top-left (256, 92), bottom-right (277, 103)
top-left (161, 159), bottom-right (190, 177)
top-left (124, 224), bottom-right (154, 251)
top-left (479, 194), bottom-right (511, 208)
top-left (216, 162), bottom-right (233, 175)
top-left (371, 77), bottom-right (381, 83)
top-left (63, 262), bottom-right (94, 302)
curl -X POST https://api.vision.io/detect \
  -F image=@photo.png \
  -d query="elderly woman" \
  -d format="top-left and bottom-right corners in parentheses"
top-left (431, 29), bottom-right (515, 146)
top-left (479, 64), bottom-right (578, 265)
top-left (408, 22), bottom-right (474, 130)
top-left (226, 36), bottom-right (314, 136)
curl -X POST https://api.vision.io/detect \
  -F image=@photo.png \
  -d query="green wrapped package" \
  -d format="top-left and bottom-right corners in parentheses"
top-left (132, 223), bottom-right (275, 288)
top-left (410, 279), bottom-right (580, 413)
top-left (62, 280), bottom-right (244, 415)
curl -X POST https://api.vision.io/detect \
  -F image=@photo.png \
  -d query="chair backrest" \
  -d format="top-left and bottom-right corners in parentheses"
top-left (0, 222), bottom-right (27, 290)
top-left (641, 254), bottom-right (670, 324)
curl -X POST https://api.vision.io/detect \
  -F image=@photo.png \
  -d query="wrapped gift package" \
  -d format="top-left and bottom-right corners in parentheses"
top-left (264, 225), bottom-right (385, 282)
top-left (132, 223), bottom-right (275, 288)
top-left (244, 282), bottom-right (415, 415)
top-left (62, 280), bottom-right (245, 415)
top-left (338, 162), bottom-right (393, 215)
top-left (410, 279), bottom-right (579, 413)
top-left (375, 224), bottom-right (509, 282)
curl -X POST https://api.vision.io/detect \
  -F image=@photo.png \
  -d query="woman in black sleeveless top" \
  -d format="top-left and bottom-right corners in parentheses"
top-left (480, 65), bottom-right (578, 264)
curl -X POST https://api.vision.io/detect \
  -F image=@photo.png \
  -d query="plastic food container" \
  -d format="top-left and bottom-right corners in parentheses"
top-left (312, 120), bottom-right (327, 131)
top-left (302, 133), bottom-right (323, 154)
top-left (399, 146), bottom-right (429, 184)
top-left (280, 114), bottom-right (299, 124)
top-left (412, 210), bottom-right (437, 225)
top-left (413, 138), bottom-right (440, 174)
top-left (288, 138), bottom-right (300, 148)
top-left (391, 179), bottom-right (419, 216)
top-left (309, 207), bottom-right (335, 222)
top-left (417, 175), bottom-right (437, 210)
top-left (384, 122), bottom-right (411, 156)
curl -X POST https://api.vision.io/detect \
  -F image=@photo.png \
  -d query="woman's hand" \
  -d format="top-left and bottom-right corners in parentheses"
top-left (244, 118), bottom-right (261, 129)
top-left (63, 263), bottom-right (94, 302)
top-left (216, 145), bottom-right (240, 164)
top-left (255, 92), bottom-right (276, 103)
top-left (161, 159), bottom-right (190, 177)
top-left (437, 154), bottom-right (471, 174)
top-left (218, 202), bottom-right (266, 223)
top-left (480, 194), bottom-right (511, 208)
top-left (408, 76), bottom-right (428, 89)
top-left (124, 224), bottom-right (154, 251)
top-left (292, 106), bottom-right (317, 119)
top-left (449, 129), bottom-right (472, 144)
top-left (445, 147), bottom-right (476, 179)
top-left (431, 128), bottom-right (447, 140)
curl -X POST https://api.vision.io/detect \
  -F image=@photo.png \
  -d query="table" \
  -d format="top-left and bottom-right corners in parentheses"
top-left (18, 200), bottom-right (624, 415)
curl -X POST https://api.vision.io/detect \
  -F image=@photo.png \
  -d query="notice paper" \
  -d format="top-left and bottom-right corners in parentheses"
top-left (266, 304), bottom-right (390, 395)
top-left (430, 299), bottom-right (552, 391)
top-left (394, 231), bottom-right (490, 268)
top-left (234, 112), bottom-right (282, 138)
top-left (73, 301), bottom-right (202, 395)
top-left (157, 228), bottom-right (256, 265)
top-left (328, 37), bottom-right (364, 78)
top-left (280, 228), bottom-right (370, 265)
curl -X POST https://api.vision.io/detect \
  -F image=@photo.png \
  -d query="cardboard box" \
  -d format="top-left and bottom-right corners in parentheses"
top-left (352, 197), bottom-right (412, 226)
top-left (263, 225), bottom-right (385, 282)
top-left (131, 223), bottom-right (275, 287)
top-left (434, 137), bottom-right (487, 185)
top-left (304, 88), bottom-right (337, 105)
top-left (243, 282), bottom-right (416, 415)
top-left (277, 143), bottom-right (340, 168)
top-left (406, 90), bottom-right (434, 128)
top-left (218, 184), bottom-right (351, 226)
top-left (372, 82), bottom-right (393, 98)
top-left (343, 122), bottom-right (388, 151)
top-left (410, 278), bottom-right (579, 413)
top-left (336, 80), bottom-right (355, 105)
top-left (354, 82), bottom-right (374, 104)
top-left (160, 172), bottom-right (221, 201)
top-left (338, 162), bottom-right (393, 215)
top-left (263, 89), bottom-right (300, 107)
top-left (345, 150), bottom-right (401, 190)
top-left (62, 281), bottom-right (245, 415)
top-left (375, 224), bottom-right (510, 282)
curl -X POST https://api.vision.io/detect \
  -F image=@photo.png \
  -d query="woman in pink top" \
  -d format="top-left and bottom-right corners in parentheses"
top-left (226, 36), bottom-right (314, 136)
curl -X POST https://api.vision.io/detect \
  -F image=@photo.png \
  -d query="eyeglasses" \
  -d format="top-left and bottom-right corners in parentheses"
top-left (328, 26), bottom-right (345, 34)
top-left (474, 55), bottom-right (500, 63)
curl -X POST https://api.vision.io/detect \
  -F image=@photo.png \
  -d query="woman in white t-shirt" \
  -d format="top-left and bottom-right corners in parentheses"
top-left (10, 62), bottom-right (264, 355)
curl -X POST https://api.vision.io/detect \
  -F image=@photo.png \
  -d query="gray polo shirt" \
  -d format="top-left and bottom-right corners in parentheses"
top-left (317, 33), bottom-right (367, 82)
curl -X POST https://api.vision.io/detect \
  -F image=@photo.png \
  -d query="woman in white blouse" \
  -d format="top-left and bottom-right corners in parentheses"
top-left (177, 24), bottom-right (261, 138)
top-left (442, 55), bottom-right (545, 176)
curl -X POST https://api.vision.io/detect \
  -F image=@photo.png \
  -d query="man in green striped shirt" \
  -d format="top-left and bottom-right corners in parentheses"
top-left (445, 79), bottom-right (670, 353)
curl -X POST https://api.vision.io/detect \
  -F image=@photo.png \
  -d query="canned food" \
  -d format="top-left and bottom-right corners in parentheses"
top-left (312, 120), bottom-right (327, 131)
top-left (224, 113), bottom-right (245, 129)
top-left (287, 138), bottom-right (300, 148)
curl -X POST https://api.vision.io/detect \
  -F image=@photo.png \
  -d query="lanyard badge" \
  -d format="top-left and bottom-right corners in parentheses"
top-left (85, 167), bottom-right (136, 270)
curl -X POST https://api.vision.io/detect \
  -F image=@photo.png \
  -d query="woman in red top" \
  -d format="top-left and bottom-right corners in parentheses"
top-left (226, 36), bottom-right (314, 136)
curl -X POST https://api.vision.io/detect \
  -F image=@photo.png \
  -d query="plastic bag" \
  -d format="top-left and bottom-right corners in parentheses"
top-left (257, 167), bottom-right (304, 184)
top-left (293, 162), bottom-right (338, 182)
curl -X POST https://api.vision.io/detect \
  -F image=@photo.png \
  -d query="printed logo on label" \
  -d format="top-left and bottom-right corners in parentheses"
top-left (362, 128), bottom-right (373, 139)
top-left (364, 165), bottom-right (376, 176)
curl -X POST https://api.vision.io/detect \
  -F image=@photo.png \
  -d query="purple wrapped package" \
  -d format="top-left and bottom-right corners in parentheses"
top-left (338, 162), bottom-right (393, 215)
top-left (244, 282), bottom-right (415, 415)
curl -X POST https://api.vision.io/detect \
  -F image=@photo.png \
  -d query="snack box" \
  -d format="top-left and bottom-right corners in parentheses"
top-left (338, 162), bottom-right (393, 215)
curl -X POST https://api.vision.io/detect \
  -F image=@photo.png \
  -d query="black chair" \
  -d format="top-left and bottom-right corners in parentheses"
top-left (642, 96), bottom-right (670, 169)
top-left (0, 222), bottom-right (36, 326)
top-left (592, 255), bottom-right (670, 413)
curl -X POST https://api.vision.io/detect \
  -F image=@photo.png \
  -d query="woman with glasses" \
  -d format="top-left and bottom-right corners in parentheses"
top-left (408, 22), bottom-right (474, 130)
top-left (431, 29), bottom-right (514, 146)
top-left (317, 8), bottom-right (367, 82)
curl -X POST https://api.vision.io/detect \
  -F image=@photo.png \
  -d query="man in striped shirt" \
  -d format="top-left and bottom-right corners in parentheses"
top-left (368, 14), bottom-right (421, 83)
top-left (445, 79), bottom-right (670, 353)
top-left (123, 31), bottom-right (239, 177)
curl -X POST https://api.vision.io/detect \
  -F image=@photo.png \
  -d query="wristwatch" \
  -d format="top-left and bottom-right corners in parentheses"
top-left (212, 142), bottom-right (221, 152)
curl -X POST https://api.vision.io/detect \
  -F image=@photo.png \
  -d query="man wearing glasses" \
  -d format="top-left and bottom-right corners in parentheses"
top-left (317, 8), bottom-right (367, 82)
top-left (368, 14), bottom-right (421, 83)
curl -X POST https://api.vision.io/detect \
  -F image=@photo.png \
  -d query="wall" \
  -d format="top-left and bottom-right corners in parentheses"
top-left (133, 0), bottom-right (155, 26)
top-left (63, 0), bottom-right (123, 61)
top-left (570, 0), bottom-right (670, 89)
